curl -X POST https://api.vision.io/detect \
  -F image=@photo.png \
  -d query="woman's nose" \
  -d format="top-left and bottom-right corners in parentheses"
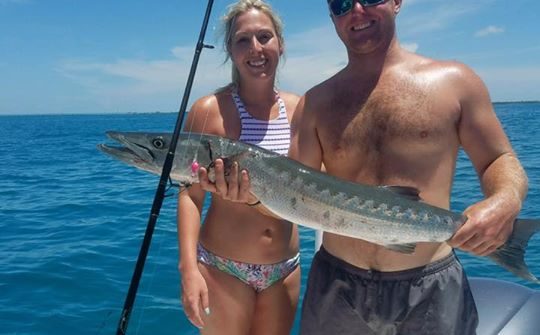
top-left (249, 36), bottom-right (263, 53)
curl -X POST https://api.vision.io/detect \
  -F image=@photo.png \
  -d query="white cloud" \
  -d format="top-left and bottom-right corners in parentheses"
top-left (478, 66), bottom-right (540, 101)
top-left (57, 25), bottom-right (348, 106)
top-left (475, 25), bottom-right (505, 37)
top-left (56, 14), bottom-right (535, 113)
top-left (399, 6), bottom-right (473, 36)
top-left (280, 25), bottom-right (347, 94)
top-left (57, 46), bottom-right (231, 112)
top-left (283, 28), bottom-right (416, 93)
top-left (398, 0), bottom-right (496, 36)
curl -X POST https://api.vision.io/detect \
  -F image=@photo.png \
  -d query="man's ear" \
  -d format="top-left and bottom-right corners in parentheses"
top-left (329, 12), bottom-right (336, 24)
top-left (393, 0), bottom-right (402, 14)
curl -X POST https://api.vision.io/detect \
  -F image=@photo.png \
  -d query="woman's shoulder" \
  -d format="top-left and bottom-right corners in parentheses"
top-left (186, 86), bottom-right (239, 136)
top-left (191, 93), bottom-right (219, 112)
top-left (190, 86), bottom-right (234, 111)
top-left (279, 90), bottom-right (300, 101)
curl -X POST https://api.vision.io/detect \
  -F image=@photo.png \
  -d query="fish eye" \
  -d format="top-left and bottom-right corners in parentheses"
top-left (152, 138), bottom-right (165, 149)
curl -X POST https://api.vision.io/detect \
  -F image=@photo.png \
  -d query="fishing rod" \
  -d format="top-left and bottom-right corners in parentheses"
top-left (116, 1), bottom-right (215, 334)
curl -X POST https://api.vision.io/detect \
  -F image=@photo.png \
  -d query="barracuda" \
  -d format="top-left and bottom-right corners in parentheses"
top-left (98, 131), bottom-right (540, 283)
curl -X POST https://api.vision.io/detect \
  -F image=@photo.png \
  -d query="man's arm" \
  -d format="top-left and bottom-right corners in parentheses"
top-left (449, 64), bottom-right (528, 256)
top-left (288, 94), bottom-right (324, 170)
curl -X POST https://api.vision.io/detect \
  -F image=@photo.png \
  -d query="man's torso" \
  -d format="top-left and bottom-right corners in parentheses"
top-left (310, 58), bottom-right (464, 270)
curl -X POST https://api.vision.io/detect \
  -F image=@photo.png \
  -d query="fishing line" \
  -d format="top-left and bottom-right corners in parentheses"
top-left (193, 106), bottom-right (213, 157)
top-left (133, 223), bottom-right (168, 335)
top-left (199, 107), bottom-right (212, 141)
top-left (115, 1), bottom-right (216, 334)
top-left (163, 177), bottom-right (181, 198)
top-left (131, 182), bottom-right (187, 334)
top-left (183, 105), bottom-right (213, 183)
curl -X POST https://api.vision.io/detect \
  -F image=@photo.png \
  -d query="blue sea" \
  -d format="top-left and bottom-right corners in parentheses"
top-left (1, 102), bottom-right (539, 335)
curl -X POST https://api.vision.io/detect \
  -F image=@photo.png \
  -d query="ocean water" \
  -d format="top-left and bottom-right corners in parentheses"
top-left (1, 102), bottom-right (539, 335)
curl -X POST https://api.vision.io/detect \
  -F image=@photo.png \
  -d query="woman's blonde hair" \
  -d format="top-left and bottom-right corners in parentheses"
top-left (221, 0), bottom-right (284, 87)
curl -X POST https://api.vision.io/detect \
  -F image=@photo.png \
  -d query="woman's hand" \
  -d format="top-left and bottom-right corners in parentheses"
top-left (181, 268), bottom-right (210, 329)
top-left (198, 158), bottom-right (258, 204)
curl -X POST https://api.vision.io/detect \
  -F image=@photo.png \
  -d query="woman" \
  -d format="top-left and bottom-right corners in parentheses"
top-left (177, 1), bottom-right (300, 334)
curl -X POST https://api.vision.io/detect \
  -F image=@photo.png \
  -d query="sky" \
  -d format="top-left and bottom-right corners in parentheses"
top-left (1, 0), bottom-right (539, 115)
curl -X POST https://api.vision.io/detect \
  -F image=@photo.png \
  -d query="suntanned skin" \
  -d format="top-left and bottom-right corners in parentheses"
top-left (178, 8), bottom-right (300, 334)
top-left (201, 0), bottom-right (528, 272)
top-left (290, 0), bottom-right (528, 269)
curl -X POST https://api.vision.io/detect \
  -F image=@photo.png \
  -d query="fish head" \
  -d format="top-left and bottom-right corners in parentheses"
top-left (98, 131), bottom-right (173, 178)
top-left (98, 131), bottom-right (223, 186)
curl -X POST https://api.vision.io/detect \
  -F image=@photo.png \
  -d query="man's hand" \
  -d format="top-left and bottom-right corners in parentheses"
top-left (449, 195), bottom-right (519, 256)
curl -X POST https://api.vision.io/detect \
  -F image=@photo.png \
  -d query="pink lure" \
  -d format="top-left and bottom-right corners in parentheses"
top-left (191, 161), bottom-right (200, 176)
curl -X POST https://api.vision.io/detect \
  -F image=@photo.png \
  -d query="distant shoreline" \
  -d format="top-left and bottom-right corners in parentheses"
top-left (1, 101), bottom-right (539, 117)
top-left (493, 101), bottom-right (540, 105)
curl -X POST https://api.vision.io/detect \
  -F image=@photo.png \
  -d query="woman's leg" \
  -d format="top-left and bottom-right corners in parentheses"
top-left (198, 263), bottom-right (257, 335)
top-left (249, 266), bottom-right (301, 335)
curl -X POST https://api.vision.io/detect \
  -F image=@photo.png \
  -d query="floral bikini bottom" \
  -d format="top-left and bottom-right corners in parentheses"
top-left (197, 243), bottom-right (300, 292)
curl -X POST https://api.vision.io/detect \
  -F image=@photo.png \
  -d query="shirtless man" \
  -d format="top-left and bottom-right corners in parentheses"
top-left (291, 0), bottom-right (528, 334)
top-left (201, 0), bottom-right (528, 334)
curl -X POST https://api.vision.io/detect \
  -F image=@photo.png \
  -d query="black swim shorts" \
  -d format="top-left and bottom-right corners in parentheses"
top-left (300, 247), bottom-right (478, 335)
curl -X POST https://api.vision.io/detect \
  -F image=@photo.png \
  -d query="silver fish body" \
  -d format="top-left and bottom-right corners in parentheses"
top-left (98, 131), bottom-right (540, 283)
top-left (226, 146), bottom-right (465, 250)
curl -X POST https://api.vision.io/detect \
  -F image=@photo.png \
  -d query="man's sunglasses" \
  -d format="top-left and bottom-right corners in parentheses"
top-left (328, 0), bottom-right (387, 17)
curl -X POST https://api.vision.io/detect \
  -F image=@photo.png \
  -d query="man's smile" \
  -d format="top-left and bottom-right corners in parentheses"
top-left (351, 21), bottom-right (375, 31)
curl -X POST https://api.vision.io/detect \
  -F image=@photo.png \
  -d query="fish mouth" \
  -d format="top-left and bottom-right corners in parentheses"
top-left (98, 131), bottom-right (155, 164)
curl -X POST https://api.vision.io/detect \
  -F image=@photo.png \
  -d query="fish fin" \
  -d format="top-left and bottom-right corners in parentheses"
top-left (380, 185), bottom-right (422, 202)
top-left (488, 218), bottom-right (540, 283)
top-left (384, 243), bottom-right (417, 254)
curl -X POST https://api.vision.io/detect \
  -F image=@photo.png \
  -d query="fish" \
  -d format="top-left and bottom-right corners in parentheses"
top-left (98, 131), bottom-right (540, 283)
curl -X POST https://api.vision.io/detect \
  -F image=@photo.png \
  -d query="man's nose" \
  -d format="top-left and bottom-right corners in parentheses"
top-left (352, 0), bottom-right (368, 14)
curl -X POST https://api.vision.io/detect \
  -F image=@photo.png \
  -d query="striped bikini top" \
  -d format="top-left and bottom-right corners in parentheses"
top-left (231, 89), bottom-right (291, 156)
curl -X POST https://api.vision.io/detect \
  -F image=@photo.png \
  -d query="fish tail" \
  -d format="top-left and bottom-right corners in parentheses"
top-left (488, 218), bottom-right (540, 283)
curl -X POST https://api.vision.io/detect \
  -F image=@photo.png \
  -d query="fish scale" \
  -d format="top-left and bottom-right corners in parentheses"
top-left (243, 152), bottom-right (458, 245)
top-left (98, 131), bottom-right (540, 283)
